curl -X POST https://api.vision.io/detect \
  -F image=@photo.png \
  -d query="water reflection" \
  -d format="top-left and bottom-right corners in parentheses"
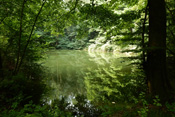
top-left (43, 50), bottom-right (138, 115)
top-left (44, 50), bottom-right (98, 99)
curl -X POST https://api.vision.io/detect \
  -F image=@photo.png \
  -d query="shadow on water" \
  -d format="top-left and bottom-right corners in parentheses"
top-left (42, 50), bottom-right (144, 116)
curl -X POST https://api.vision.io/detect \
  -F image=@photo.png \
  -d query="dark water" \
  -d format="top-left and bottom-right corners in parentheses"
top-left (43, 50), bottom-right (132, 116)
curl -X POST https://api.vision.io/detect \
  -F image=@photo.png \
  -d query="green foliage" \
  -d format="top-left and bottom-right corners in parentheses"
top-left (1, 95), bottom-right (102, 117)
top-left (85, 62), bottom-right (146, 103)
top-left (166, 102), bottom-right (175, 114)
top-left (137, 92), bottom-right (149, 117)
top-left (0, 101), bottom-right (72, 117)
top-left (0, 74), bottom-right (45, 110)
top-left (0, 0), bottom-right (175, 116)
top-left (0, 58), bottom-right (47, 112)
top-left (133, 93), bottom-right (175, 117)
top-left (55, 36), bottom-right (88, 50)
top-left (166, 0), bottom-right (175, 57)
top-left (100, 103), bottom-right (136, 117)
top-left (153, 96), bottom-right (162, 107)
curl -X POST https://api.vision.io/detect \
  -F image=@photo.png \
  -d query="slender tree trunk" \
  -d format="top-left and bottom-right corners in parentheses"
top-left (0, 50), bottom-right (3, 78)
top-left (142, 4), bottom-right (148, 69)
top-left (147, 0), bottom-right (171, 101)
top-left (14, 0), bottom-right (26, 74)
top-left (16, 1), bottom-right (46, 73)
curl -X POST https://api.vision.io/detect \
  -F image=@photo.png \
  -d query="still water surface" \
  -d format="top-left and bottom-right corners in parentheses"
top-left (43, 50), bottom-right (132, 115)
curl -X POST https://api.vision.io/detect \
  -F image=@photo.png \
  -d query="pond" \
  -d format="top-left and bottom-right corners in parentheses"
top-left (42, 50), bottom-right (138, 116)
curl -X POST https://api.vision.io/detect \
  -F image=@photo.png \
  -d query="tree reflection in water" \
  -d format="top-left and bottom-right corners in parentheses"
top-left (43, 50), bottom-right (145, 116)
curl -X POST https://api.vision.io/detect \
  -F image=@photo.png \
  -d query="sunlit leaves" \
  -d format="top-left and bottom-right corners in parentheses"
top-left (110, 0), bottom-right (139, 6)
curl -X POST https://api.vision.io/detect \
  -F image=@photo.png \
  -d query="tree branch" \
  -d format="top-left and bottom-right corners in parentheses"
top-left (16, 0), bottom-right (46, 73)
top-left (68, 0), bottom-right (79, 14)
top-left (58, 0), bottom-right (79, 19)
top-left (166, 5), bottom-right (175, 23)
top-left (167, 26), bottom-right (175, 45)
top-left (0, 17), bottom-right (6, 24)
top-left (167, 47), bottom-right (175, 56)
top-left (14, 0), bottom-right (27, 74)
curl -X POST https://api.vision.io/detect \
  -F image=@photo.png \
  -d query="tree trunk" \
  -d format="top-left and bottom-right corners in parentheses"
top-left (0, 50), bottom-right (3, 78)
top-left (147, 0), bottom-right (171, 101)
top-left (142, 4), bottom-right (148, 70)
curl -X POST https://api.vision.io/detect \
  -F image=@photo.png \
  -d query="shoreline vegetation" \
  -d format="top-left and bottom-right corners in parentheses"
top-left (1, 0), bottom-right (175, 116)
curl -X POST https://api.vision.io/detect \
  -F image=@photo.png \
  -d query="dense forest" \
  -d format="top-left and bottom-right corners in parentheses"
top-left (0, 0), bottom-right (175, 116)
